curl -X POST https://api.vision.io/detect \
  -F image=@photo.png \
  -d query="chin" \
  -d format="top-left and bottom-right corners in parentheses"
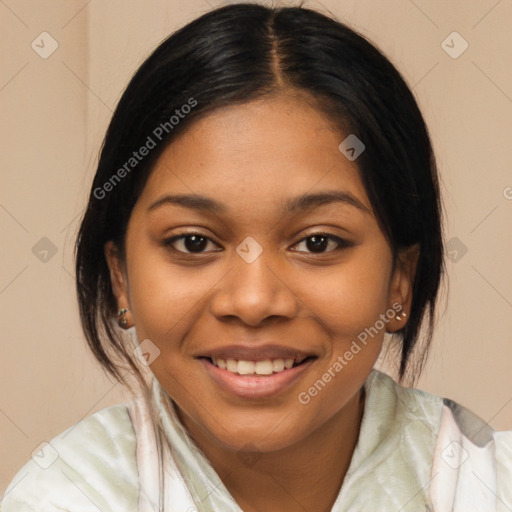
top-left (185, 403), bottom-right (309, 453)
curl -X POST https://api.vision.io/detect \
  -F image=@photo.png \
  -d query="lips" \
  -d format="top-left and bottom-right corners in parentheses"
top-left (196, 344), bottom-right (317, 397)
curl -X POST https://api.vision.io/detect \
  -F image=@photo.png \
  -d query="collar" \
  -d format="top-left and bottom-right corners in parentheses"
top-left (149, 369), bottom-right (442, 511)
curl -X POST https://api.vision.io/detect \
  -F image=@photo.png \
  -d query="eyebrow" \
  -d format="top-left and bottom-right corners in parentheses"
top-left (147, 190), bottom-right (372, 216)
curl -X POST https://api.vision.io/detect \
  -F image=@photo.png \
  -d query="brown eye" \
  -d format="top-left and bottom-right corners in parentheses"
top-left (162, 233), bottom-right (219, 254)
top-left (293, 234), bottom-right (353, 254)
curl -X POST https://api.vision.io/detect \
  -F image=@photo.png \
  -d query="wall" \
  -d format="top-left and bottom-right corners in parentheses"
top-left (1, 0), bottom-right (511, 494)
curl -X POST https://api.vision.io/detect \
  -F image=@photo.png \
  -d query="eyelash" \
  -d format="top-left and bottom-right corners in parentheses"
top-left (161, 231), bottom-right (353, 255)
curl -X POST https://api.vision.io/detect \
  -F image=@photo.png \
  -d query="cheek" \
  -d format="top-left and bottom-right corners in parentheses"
top-left (301, 245), bottom-right (393, 345)
top-left (124, 245), bottom-right (208, 351)
top-left (291, 249), bottom-right (392, 428)
top-left (127, 231), bottom-right (393, 357)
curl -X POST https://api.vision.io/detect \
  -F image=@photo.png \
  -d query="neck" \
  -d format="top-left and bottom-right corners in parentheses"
top-left (179, 388), bottom-right (365, 512)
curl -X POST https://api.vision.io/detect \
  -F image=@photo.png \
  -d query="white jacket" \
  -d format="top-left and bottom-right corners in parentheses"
top-left (2, 370), bottom-right (511, 511)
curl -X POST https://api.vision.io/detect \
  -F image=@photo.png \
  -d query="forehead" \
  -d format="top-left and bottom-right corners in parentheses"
top-left (137, 93), bottom-right (371, 216)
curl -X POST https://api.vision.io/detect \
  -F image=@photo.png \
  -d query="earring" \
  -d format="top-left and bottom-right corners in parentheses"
top-left (118, 308), bottom-right (130, 328)
top-left (396, 309), bottom-right (407, 322)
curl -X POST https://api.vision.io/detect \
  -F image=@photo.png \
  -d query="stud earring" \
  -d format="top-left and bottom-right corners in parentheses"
top-left (118, 308), bottom-right (130, 328)
top-left (396, 309), bottom-right (407, 322)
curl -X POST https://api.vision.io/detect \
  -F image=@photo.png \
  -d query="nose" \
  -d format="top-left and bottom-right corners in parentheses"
top-left (210, 247), bottom-right (299, 327)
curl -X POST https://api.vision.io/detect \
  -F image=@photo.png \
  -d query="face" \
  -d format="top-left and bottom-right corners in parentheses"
top-left (106, 92), bottom-right (417, 454)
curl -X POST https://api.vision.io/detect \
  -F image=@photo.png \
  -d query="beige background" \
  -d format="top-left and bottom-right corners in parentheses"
top-left (1, 0), bottom-right (511, 495)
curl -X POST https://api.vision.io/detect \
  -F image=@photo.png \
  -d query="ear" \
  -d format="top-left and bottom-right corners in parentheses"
top-left (386, 243), bottom-right (420, 333)
top-left (104, 240), bottom-right (130, 310)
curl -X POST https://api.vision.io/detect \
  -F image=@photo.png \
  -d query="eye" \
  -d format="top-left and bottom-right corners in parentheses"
top-left (292, 233), bottom-right (353, 254)
top-left (162, 232), bottom-right (220, 254)
top-left (162, 231), bottom-right (352, 255)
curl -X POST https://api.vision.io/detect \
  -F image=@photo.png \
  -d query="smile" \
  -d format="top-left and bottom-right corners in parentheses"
top-left (199, 353), bottom-right (317, 399)
top-left (209, 356), bottom-right (311, 376)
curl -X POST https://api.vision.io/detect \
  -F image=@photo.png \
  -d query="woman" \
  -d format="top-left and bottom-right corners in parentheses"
top-left (2, 3), bottom-right (511, 511)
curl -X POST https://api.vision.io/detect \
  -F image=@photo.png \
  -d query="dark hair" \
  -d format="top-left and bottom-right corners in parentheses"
top-left (75, 3), bottom-right (444, 386)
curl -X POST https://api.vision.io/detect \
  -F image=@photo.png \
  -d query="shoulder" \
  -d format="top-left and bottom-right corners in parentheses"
top-left (372, 370), bottom-right (512, 509)
top-left (495, 430), bottom-right (512, 508)
top-left (441, 400), bottom-right (512, 508)
top-left (1, 403), bottom-right (139, 512)
top-left (365, 369), bottom-right (444, 428)
top-left (364, 370), bottom-right (512, 508)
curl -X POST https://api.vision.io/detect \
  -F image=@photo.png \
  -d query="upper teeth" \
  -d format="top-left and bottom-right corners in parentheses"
top-left (213, 358), bottom-right (297, 375)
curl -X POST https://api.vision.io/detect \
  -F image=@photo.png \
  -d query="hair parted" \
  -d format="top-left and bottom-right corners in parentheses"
top-left (75, 3), bottom-right (444, 387)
